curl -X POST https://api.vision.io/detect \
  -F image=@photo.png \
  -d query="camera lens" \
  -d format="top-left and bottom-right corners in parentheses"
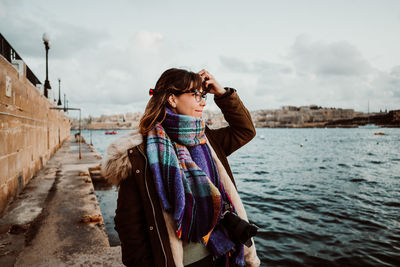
top-left (220, 212), bottom-right (258, 247)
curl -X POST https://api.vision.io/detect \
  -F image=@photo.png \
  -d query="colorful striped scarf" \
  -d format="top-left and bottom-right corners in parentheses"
top-left (146, 108), bottom-right (245, 265)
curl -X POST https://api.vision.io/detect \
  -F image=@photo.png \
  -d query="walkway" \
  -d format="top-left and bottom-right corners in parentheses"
top-left (0, 136), bottom-right (123, 266)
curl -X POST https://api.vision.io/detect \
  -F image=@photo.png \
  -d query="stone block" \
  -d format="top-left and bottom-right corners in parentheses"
top-left (24, 164), bottom-right (32, 185)
top-left (0, 157), bottom-right (8, 185)
top-left (0, 131), bottom-right (8, 156)
top-left (6, 174), bottom-right (19, 200)
top-left (0, 186), bottom-right (9, 216)
top-left (6, 129), bottom-right (16, 155)
top-left (13, 125), bottom-right (25, 152)
top-left (7, 152), bottom-right (17, 179)
top-left (0, 174), bottom-right (17, 214)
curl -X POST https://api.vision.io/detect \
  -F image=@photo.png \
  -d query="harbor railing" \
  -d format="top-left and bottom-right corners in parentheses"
top-left (0, 33), bottom-right (41, 86)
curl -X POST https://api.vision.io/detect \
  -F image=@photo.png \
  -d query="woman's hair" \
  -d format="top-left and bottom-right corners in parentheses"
top-left (139, 68), bottom-right (203, 135)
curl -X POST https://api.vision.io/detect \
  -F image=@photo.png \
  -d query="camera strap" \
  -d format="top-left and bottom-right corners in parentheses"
top-left (221, 201), bottom-right (234, 220)
top-left (222, 201), bottom-right (232, 215)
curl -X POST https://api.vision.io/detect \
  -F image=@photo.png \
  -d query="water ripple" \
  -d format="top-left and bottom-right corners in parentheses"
top-left (253, 170), bottom-right (269, 175)
top-left (75, 128), bottom-right (400, 266)
top-left (383, 201), bottom-right (400, 207)
top-left (338, 163), bottom-right (350, 168)
top-left (350, 178), bottom-right (366, 183)
top-left (369, 160), bottom-right (384, 164)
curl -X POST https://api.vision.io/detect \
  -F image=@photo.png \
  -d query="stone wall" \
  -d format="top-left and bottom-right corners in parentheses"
top-left (0, 55), bottom-right (70, 215)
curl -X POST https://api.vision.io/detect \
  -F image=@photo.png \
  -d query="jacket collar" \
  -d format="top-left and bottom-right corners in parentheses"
top-left (101, 130), bottom-right (143, 185)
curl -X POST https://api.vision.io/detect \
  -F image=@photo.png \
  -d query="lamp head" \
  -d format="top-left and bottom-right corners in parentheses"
top-left (42, 33), bottom-right (49, 42)
top-left (42, 33), bottom-right (50, 48)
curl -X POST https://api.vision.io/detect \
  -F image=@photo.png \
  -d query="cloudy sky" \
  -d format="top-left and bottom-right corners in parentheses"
top-left (1, 0), bottom-right (399, 118)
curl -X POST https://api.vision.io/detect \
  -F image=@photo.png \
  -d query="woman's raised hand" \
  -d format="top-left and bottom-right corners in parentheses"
top-left (198, 69), bottom-right (226, 96)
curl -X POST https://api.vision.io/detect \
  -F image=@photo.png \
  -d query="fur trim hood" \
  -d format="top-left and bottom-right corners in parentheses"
top-left (101, 131), bottom-right (143, 185)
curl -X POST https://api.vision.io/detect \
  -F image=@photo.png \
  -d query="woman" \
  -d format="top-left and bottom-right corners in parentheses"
top-left (102, 68), bottom-right (260, 267)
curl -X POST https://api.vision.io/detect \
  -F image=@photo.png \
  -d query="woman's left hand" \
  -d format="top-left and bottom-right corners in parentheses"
top-left (198, 69), bottom-right (226, 96)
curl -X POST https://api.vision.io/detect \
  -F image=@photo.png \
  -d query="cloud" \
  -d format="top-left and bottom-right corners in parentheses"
top-left (219, 56), bottom-right (251, 73)
top-left (220, 56), bottom-right (292, 75)
top-left (1, 3), bottom-right (193, 119)
top-left (0, 1), bottom-right (5, 16)
top-left (290, 34), bottom-right (372, 77)
top-left (218, 36), bottom-right (400, 112)
top-left (390, 65), bottom-right (400, 77)
top-left (0, 13), bottom-right (44, 58)
top-left (219, 56), bottom-right (295, 99)
top-left (0, 1), bottom-right (184, 117)
top-left (371, 66), bottom-right (400, 99)
top-left (0, 26), bottom-right (178, 118)
top-left (47, 30), bottom-right (180, 117)
top-left (2, 0), bottom-right (398, 118)
top-left (0, 1), bottom-right (107, 59)
top-left (47, 22), bottom-right (107, 59)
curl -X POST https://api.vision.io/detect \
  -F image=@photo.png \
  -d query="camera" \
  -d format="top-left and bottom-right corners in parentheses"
top-left (220, 211), bottom-right (258, 247)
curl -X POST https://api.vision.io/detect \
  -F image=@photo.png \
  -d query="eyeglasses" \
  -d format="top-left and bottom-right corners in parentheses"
top-left (173, 89), bottom-right (207, 103)
top-left (192, 90), bottom-right (207, 102)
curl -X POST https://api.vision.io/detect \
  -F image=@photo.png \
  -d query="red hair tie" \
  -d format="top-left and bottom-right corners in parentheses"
top-left (149, 88), bottom-right (155, 96)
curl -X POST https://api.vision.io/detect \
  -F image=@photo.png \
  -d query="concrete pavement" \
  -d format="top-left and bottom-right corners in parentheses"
top-left (0, 135), bottom-right (123, 266)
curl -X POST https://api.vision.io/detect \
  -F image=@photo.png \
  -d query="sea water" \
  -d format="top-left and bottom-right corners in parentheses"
top-left (73, 128), bottom-right (400, 266)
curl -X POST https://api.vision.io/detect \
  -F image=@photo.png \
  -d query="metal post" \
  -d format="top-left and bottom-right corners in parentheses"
top-left (43, 41), bottom-right (51, 98)
top-left (1, 36), bottom-right (4, 59)
top-left (79, 109), bottom-right (81, 160)
top-left (89, 116), bottom-right (93, 145)
top-left (45, 45), bottom-right (48, 81)
top-left (57, 78), bottom-right (62, 106)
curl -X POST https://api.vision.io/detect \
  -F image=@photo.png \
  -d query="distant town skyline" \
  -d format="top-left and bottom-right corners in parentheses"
top-left (1, 0), bottom-right (399, 118)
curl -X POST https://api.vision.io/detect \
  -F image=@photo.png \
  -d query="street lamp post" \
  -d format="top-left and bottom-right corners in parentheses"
top-left (42, 33), bottom-right (51, 98)
top-left (57, 78), bottom-right (62, 106)
top-left (89, 116), bottom-right (93, 145)
top-left (64, 93), bottom-right (66, 112)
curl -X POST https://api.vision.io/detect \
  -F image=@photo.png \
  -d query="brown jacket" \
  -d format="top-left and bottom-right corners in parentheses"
top-left (102, 89), bottom-right (258, 267)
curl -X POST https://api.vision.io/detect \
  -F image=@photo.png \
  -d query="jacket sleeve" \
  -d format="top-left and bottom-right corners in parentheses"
top-left (114, 175), bottom-right (155, 267)
top-left (207, 88), bottom-right (256, 156)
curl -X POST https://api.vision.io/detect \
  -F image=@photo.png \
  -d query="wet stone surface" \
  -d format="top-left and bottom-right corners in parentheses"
top-left (0, 136), bottom-right (123, 267)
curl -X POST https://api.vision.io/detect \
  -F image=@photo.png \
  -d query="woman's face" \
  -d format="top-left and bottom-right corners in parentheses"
top-left (169, 87), bottom-right (207, 118)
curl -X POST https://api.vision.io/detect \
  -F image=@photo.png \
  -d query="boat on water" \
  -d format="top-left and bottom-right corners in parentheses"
top-left (105, 130), bottom-right (118, 135)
